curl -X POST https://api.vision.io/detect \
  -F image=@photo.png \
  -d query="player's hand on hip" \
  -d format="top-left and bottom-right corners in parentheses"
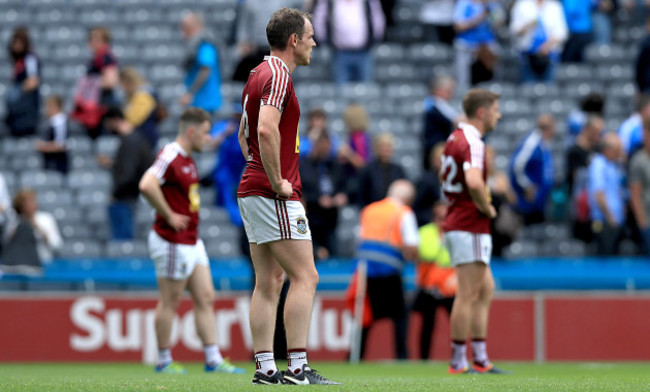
top-left (167, 213), bottom-right (191, 232)
top-left (486, 205), bottom-right (498, 219)
top-left (273, 179), bottom-right (293, 200)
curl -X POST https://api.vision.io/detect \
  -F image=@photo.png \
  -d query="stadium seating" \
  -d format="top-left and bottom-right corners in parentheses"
top-left (0, 0), bottom-right (644, 261)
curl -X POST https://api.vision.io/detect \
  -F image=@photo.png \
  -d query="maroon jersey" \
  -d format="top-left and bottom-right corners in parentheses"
top-left (237, 56), bottom-right (302, 201)
top-left (441, 123), bottom-right (490, 234)
top-left (147, 142), bottom-right (200, 244)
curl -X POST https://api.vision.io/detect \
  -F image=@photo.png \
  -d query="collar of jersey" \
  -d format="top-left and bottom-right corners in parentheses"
top-left (171, 142), bottom-right (189, 157)
top-left (458, 122), bottom-right (481, 139)
top-left (264, 55), bottom-right (290, 73)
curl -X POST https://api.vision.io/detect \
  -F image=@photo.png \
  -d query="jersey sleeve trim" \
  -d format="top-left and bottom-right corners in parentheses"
top-left (147, 145), bottom-right (178, 183)
top-left (462, 130), bottom-right (485, 171)
top-left (262, 59), bottom-right (289, 111)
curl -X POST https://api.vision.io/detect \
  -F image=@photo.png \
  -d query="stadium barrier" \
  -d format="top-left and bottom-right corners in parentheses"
top-left (1, 293), bottom-right (649, 362)
top-left (2, 257), bottom-right (650, 291)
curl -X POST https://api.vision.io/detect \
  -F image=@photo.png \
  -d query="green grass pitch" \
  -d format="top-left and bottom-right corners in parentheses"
top-left (0, 362), bottom-right (649, 391)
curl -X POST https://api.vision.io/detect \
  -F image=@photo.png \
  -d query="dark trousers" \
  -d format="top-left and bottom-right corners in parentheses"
top-left (359, 273), bottom-right (408, 360)
top-left (412, 290), bottom-right (454, 360)
top-left (562, 32), bottom-right (593, 63)
top-left (594, 222), bottom-right (623, 255)
top-left (108, 201), bottom-right (135, 240)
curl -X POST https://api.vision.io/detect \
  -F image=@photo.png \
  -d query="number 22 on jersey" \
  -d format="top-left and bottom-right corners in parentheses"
top-left (441, 154), bottom-right (462, 193)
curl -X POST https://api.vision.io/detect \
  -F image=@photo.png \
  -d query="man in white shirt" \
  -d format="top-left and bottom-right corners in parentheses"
top-left (510, 0), bottom-right (568, 82)
top-left (3, 189), bottom-right (62, 267)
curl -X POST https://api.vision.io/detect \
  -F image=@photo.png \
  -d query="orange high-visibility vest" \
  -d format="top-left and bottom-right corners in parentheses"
top-left (357, 198), bottom-right (411, 271)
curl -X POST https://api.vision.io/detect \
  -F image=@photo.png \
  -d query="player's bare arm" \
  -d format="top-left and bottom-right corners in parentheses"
top-left (237, 115), bottom-right (249, 161)
top-left (465, 168), bottom-right (497, 219)
top-left (139, 172), bottom-right (190, 231)
top-left (258, 105), bottom-right (292, 198)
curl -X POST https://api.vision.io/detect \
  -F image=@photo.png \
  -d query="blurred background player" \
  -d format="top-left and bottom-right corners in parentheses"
top-left (138, 108), bottom-right (244, 375)
top-left (412, 201), bottom-right (456, 360)
top-left (236, 8), bottom-right (339, 385)
top-left (441, 89), bottom-right (507, 374)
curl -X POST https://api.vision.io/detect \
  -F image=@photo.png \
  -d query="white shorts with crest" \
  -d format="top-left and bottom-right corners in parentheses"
top-left (148, 230), bottom-right (209, 280)
top-left (443, 230), bottom-right (492, 267)
top-left (238, 196), bottom-right (311, 244)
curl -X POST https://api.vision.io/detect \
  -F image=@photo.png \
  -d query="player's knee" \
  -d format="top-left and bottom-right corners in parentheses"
top-left (194, 289), bottom-right (215, 308)
top-left (162, 294), bottom-right (183, 311)
top-left (296, 266), bottom-right (319, 291)
top-left (256, 271), bottom-right (285, 297)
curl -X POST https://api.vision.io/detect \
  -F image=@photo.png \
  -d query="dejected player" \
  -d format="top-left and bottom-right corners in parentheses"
top-left (139, 108), bottom-right (244, 375)
top-left (237, 7), bottom-right (340, 386)
top-left (441, 89), bottom-right (508, 374)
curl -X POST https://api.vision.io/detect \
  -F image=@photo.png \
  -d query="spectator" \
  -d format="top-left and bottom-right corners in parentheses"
top-left (348, 180), bottom-right (419, 360)
top-left (119, 67), bottom-right (160, 150)
top-left (35, 95), bottom-right (69, 175)
top-left (357, 132), bottom-right (407, 208)
top-left (567, 115), bottom-right (604, 242)
top-left (561, 0), bottom-right (594, 63)
top-left (592, 0), bottom-right (616, 45)
top-left (313, 0), bottom-right (386, 84)
top-left (300, 132), bottom-right (348, 259)
top-left (422, 75), bottom-right (460, 170)
top-left (618, 94), bottom-right (650, 158)
top-left (98, 110), bottom-right (155, 240)
top-left (635, 16), bottom-right (650, 94)
top-left (509, 114), bottom-right (556, 224)
top-left (587, 133), bottom-right (625, 255)
top-left (453, 0), bottom-right (502, 93)
top-left (420, 0), bottom-right (456, 45)
top-left (413, 142), bottom-right (444, 226)
top-left (179, 12), bottom-right (222, 113)
top-left (411, 201), bottom-right (455, 360)
top-left (510, 0), bottom-right (568, 83)
top-left (0, 173), bottom-right (11, 255)
top-left (339, 103), bottom-right (371, 201)
top-left (71, 26), bottom-right (119, 139)
top-left (566, 92), bottom-right (605, 143)
top-left (629, 127), bottom-right (650, 255)
top-left (486, 145), bottom-right (519, 257)
top-left (232, 0), bottom-right (301, 82)
top-left (5, 27), bottom-right (40, 137)
top-left (208, 104), bottom-right (246, 227)
top-left (299, 108), bottom-right (339, 158)
top-left (2, 189), bottom-right (62, 270)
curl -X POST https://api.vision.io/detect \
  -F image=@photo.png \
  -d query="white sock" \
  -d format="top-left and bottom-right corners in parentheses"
top-left (472, 339), bottom-right (489, 366)
top-left (255, 351), bottom-right (278, 376)
top-left (204, 344), bottom-right (224, 365)
top-left (287, 350), bottom-right (308, 375)
top-left (157, 348), bottom-right (172, 367)
top-left (451, 341), bottom-right (468, 370)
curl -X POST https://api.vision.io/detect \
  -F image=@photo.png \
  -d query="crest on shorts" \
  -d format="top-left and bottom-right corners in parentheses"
top-left (296, 217), bottom-right (307, 234)
top-left (181, 263), bottom-right (187, 274)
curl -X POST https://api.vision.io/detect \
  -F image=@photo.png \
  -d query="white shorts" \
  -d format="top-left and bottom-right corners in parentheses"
top-left (238, 196), bottom-right (311, 244)
top-left (443, 231), bottom-right (492, 267)
top-left (148, 230), bottom-right (209, 280)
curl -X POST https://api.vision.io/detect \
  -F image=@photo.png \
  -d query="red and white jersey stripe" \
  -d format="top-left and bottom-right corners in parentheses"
top-left (262, 56), bottom-right (290, 111)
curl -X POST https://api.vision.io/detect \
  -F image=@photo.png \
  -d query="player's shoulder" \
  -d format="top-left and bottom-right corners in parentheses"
top-left (156, 142), bottom-right (182, 163)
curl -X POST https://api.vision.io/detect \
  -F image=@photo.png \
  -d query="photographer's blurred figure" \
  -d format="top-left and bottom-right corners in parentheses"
top-left (1, 189), bottom-right (62, 273)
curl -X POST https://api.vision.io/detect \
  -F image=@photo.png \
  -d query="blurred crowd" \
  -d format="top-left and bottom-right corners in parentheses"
top-left (2, 0), bottom-right (650, 269)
